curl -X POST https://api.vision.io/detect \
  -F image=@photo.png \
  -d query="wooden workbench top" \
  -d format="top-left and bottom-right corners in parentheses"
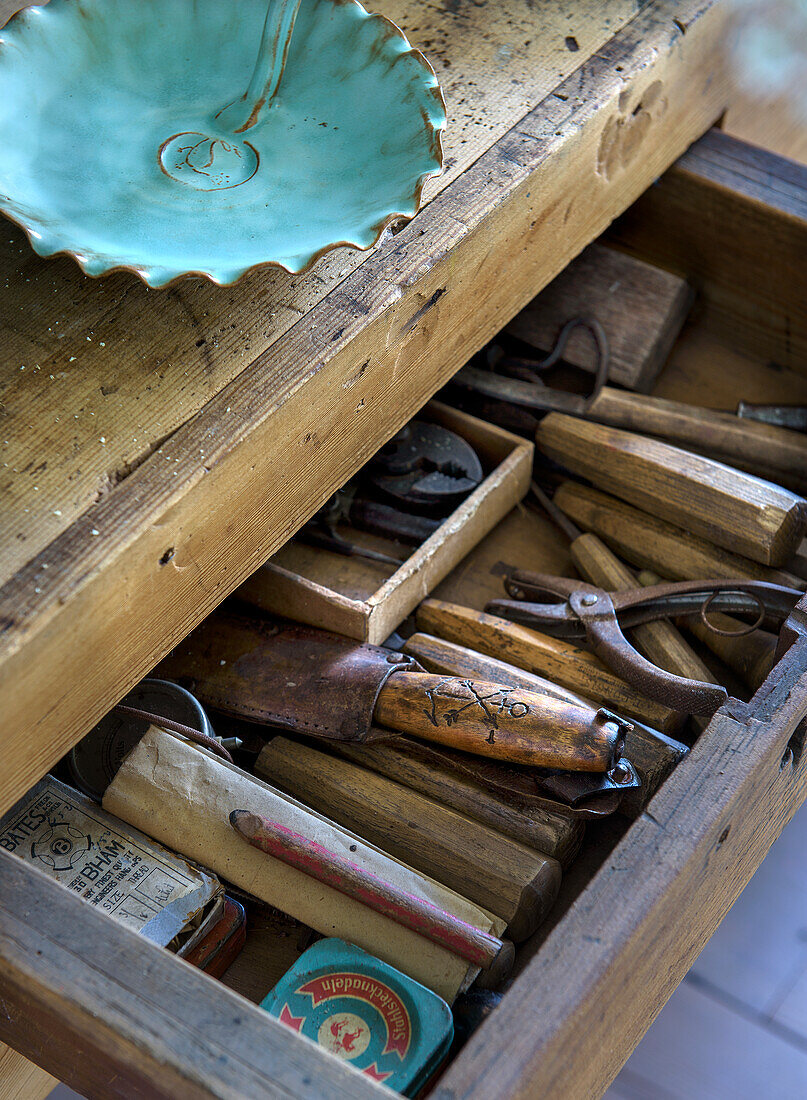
top-left (0, 0), bottom-right (732, 814)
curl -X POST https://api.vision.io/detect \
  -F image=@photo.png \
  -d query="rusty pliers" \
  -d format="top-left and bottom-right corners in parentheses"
top-left (486, 574), bottom-right (804, 715)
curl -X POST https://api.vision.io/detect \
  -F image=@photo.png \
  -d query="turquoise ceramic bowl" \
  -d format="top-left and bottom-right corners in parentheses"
top-left (0, 0), bottom-right (445, 286)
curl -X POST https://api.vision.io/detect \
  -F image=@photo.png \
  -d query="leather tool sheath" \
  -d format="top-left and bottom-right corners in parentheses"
top-left (158, 605), bottom-right (629, 771)
top-left (157, 606), bottom-right (420, 743)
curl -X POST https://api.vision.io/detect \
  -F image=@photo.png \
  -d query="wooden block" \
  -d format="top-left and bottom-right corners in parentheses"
top-left (610, 127), bottom-right (807, 373)
top-left (403, 631), bottom-right (687, 818)
top-left (586, 386), bottom-right (807, 494)
top-left (535, 414), bottom-right (806, 567)
top-left (327, 731), bottom-right (584, 867)
top-left (555, 482), bottom-right (805, 589)
top-left (416, 599), bottom-right (682, 734)
top-left (374, 670), bottom-right (620, 772)
top-left (505, 244), bottom-right (692, 392)
top-left (256, 738), bottom-right (562, 942)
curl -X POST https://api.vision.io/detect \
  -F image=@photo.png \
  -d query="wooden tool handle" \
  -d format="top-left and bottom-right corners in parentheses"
top-left (554, 481), bottom-right (805, 589)
top-left (402, 631), bottom-right (687, 820)
top-left (375, 671), bottom-right (623, 772)
top-left (537, 413), bottom-right (806, 566)
top-left (328, 725), bottom-right (586, 865)
top-left (230, 810), bottom-right (505, 969)
top-left (416, 598), bottom-right (682, 733)
top-left (587, 387), bottom-right (807, 494)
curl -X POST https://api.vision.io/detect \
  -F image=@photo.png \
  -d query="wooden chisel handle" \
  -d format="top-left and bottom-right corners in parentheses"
top-left (230, 810), bottom-right (505, 969)
top-left (375, 671), bottom-right (625, 772)
top-left (536, 413), bottom-right (807, 567)
top-left (586, 387), bottom-right (807, 494)
top-left (554, 481), bottom-right (805, 589)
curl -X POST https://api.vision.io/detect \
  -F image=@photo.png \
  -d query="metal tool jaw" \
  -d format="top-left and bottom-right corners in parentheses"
top-left (487, 574), bottom-right (805, 717)
top-left (368, 421), bottom-right (483, 514)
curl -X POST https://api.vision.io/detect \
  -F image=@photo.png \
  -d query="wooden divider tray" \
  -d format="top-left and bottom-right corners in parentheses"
top-left (240, 403), bottom-right (532, 643)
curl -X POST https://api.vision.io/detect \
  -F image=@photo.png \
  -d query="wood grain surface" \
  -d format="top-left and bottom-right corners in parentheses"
top-left (505, 243), bottom-right (692, 391)
top-left (555, 481), bottom-right (805, 588)
top-left (0, 855), bottom-right (389, 1100)
top-left (0, 1046), bottom-right (54, 1100)
top-left (535, 413), bottom-right (806, 566)
top-left (256, 737), bottom-right (562, 941)
top-left (610, 127), bottom-right (807, 373)
top-left (327, 728), bottom-right (585, 865)
top-left (0, 0), bottom-right (733, 817)
top-left (586, 387), bottom-right (807, 493)
top-left (375, 670), bottom-right (621, 771)
top-left (417, 598), bottom-right (682, 732)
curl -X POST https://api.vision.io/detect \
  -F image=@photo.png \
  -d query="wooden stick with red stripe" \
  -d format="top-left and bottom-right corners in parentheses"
top-left (229, 809), bottom-right (504, 970)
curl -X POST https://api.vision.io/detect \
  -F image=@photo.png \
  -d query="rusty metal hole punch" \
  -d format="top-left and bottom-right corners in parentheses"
top-left (486, 575), bottom-right (805, 716)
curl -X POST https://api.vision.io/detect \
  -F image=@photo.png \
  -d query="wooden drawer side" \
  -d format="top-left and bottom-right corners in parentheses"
top-left (0, 855), bottom-right (391, 1100)
top-left (436, 604), bottom-right (807, 1100)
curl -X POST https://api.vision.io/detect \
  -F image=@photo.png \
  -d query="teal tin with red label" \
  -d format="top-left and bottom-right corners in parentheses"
top-left (261, 938), bottom-right (453, 1094)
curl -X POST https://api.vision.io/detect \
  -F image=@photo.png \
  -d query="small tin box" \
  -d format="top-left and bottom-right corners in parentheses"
top-left (261, 938), bottom-right (454, 1094)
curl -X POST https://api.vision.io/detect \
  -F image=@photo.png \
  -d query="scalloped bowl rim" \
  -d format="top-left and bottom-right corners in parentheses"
top-left (0, 0), bottom-right (447, 287)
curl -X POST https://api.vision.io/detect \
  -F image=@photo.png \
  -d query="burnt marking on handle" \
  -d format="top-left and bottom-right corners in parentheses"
top-left (421, 678), bottom-right (531, 743)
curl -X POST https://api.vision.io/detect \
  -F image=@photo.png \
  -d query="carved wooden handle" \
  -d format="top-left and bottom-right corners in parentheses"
top-left (375, 672), bottom-right (624, 772)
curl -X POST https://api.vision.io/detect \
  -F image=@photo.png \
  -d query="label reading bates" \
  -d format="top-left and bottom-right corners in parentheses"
top-left (0, 777), bottom-right (218, 945)
top-left (277, 970), bottom-right (413, 1084)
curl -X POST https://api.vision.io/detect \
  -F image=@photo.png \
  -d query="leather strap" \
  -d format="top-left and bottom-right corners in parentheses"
top-left (157, 605), bottom-right (421, 742)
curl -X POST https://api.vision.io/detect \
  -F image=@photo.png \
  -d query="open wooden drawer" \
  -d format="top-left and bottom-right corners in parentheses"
top-left (2, 111), bottom-right (807, 1100)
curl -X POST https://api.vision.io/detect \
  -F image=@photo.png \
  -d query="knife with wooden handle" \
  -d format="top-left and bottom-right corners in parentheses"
top-left (157, 607), bottom-right (629, 772)
top-left (373, 670), bottom-right (625, 772)
top-left (401, 631), bottom-right (687, 819)
top-left (415, 598), bottom-right (682, 733)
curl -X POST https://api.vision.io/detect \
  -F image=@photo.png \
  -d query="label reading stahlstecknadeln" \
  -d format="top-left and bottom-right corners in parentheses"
top-left (261, 938), bottom-right (454, 1095)
top-left (0, 776), bottom-right (219, 946)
